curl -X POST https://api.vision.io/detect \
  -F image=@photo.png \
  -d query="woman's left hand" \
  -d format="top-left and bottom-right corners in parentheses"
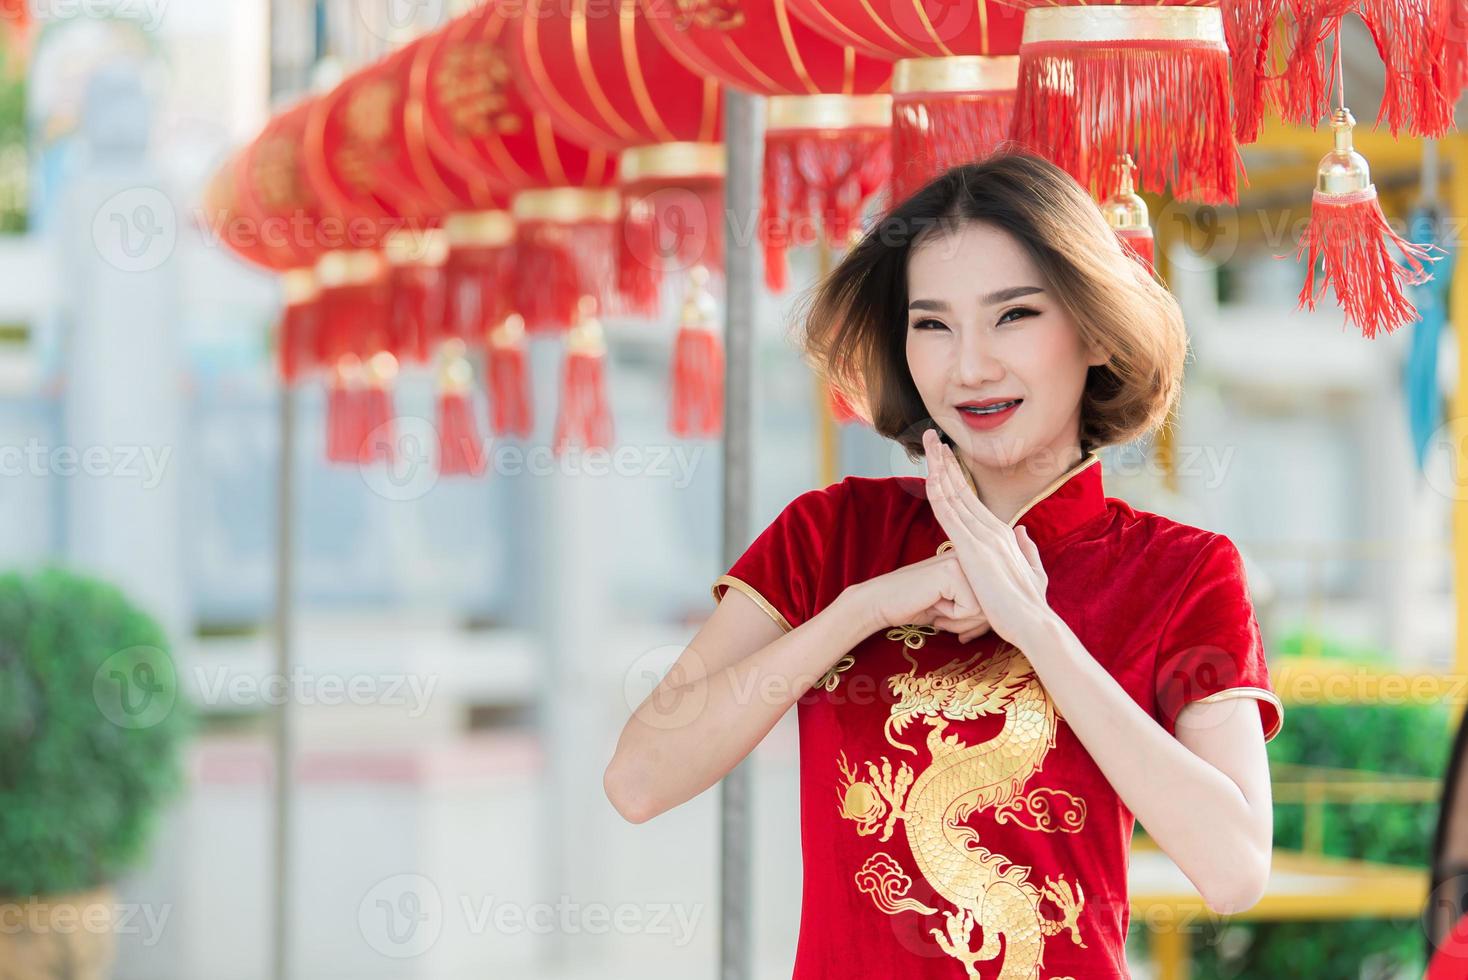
top-left (922, 428), bottom-right (1054, 647)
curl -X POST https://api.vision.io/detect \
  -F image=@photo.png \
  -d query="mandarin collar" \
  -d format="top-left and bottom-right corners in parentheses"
top-left (951, 451), bottom-right (1107, 550)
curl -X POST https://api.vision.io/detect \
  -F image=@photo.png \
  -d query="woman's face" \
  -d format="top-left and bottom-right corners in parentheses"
top-left (904, 220), bottom-right (1108, 472)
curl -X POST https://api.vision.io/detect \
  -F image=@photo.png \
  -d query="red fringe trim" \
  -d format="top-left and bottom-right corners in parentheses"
top-left (762, 127), bottom-right (892, 293)
top-left (315, 280), bottom-right (390, 363)
top-left (278, 298), bottom-right (318, 383)
top-left (554, 349), bottom-right (613, 454)
top-left (437, 389), bottom-right (487, 476)
top-left (514, 219), bottom-right (618, 334)
top-left (1359, 0), bottom-right (1460, 138)
top-left (442, 244), bottom-right (517, 346)
top-left (890, 91), bottom-right (1014, 205)
top-left (387, 263), bottom-right (445, 366)
top-left (1292, 186), bottom-right (1444, 339)
top-left (488, 340), bottom-right (534, 438)
top-left (1221, 0), bottom-right (1285, 144)
top-left (616, 176), bottom-right (726, 317)
top-left (670, 325), bottom-right (723, 438)
top-left (1012, 40), bottom-right (1239, 204)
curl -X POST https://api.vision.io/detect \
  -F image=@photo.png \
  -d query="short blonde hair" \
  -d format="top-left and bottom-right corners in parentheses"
top-left (794, 149), bottom-right (1187, 461)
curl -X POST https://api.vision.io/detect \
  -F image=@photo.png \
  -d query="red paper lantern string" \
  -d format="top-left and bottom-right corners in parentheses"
top-left (554, 300), bottom-right (614, 455)
top-left (487, 314), bottom-right (533, 439)
top-left (1006, 3), bottom-right (1240, 204)
top-left (763, 95), bottom-right (892, 291)
top-left (669, 266), bottom-right (723, 439)
top-left (436, 339), bottom-right (487, 477)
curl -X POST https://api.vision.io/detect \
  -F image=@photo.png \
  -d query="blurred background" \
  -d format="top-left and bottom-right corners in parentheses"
top-left (0, 0), bottom-right (1465, 978)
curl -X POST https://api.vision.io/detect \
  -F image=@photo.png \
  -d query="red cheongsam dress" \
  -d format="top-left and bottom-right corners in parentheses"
top-left (711, 452), bottom-right (1284, 979)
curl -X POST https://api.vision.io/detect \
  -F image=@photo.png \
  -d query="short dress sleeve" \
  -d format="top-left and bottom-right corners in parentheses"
top-left (710, 482), bottom-right (846, 633)
top-left (1153, 533), bottom-right (1285, 743)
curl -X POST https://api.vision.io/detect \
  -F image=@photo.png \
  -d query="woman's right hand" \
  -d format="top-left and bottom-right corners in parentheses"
top-left (852, 552), bottom-right (992, 643)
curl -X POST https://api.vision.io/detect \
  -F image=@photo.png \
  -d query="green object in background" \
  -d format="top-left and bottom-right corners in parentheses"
top-left (1140, 627), bottom-right (1449, 978)
top-left (0, 568), bottom-right (192, 897)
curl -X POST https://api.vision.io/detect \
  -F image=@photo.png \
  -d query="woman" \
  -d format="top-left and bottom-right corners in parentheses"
top-left (603, 150), bottom-right (1282, 978)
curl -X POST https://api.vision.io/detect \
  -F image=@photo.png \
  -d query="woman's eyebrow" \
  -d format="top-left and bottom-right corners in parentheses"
top-left (908, 286), bottom-right (1046, 313)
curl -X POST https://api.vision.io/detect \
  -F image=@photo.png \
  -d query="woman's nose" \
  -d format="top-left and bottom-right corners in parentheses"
top-left (955, 325), bottom-right (1004, 387)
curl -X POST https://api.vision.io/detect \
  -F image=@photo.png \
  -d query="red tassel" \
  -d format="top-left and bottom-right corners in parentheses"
top-left (762, 125), bottom-right (891, 292)
top-left (436, 342), bottom-right (486, 476)
top-left (890, 91), bottom-right (1014, 205)
top-left (554, 317), bottom-right (613, 455)
top-left (358, 367), bottom-right (397, 465)
top-left (487, 315), bottom-right (534, 438)
top-left (437, 389), bottom-right (487, 476)
top-left (1013, 36), bottom-right (1238, 204)
top-left (670, 325), bottom-right (723, 438)
top-left (1293, 185), bottom-right (1442, 339)
top-left (325, 357), bottom-right (367, 465)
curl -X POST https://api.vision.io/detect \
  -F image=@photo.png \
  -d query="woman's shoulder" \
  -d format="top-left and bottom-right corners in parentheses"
top-left (1108, 498), bottom-right (1237, 568)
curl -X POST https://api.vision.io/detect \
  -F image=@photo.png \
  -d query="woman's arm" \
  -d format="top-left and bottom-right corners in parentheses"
top-left (1015, 611), bottom-right (1274, 915)
top-left (603, 581), bottom-right (881, 824)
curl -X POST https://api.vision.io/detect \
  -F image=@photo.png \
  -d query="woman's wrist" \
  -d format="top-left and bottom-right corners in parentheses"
top-left (834, 581), bottom-right (886, 639)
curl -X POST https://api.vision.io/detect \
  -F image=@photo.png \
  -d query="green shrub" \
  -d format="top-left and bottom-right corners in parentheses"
top-left (0, 567), bottom-right (192, 897)
top-left (1133, 627), bottom-right (1448, 978)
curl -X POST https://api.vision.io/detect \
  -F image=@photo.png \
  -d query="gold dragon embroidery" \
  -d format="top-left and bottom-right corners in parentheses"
top-left (836, 640), bottom-right (1089, 978)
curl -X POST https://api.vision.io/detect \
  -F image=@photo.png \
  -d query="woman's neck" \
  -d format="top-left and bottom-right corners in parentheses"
top-left (952, 444), bottom-right (1088, 526)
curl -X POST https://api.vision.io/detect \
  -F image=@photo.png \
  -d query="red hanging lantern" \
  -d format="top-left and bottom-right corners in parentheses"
top-left (301, 59), bottom-right (404, 432)
top-left (202, 132), bottom-right (322, 386)
top-left (512, 0), bottom-right (726, 316)
top-left (991, 1), bottom-right (1241, 205)
top-left (784, 0), bottom-right (1026, 202)
top-left (418, 7), bottom-right (625, 333)
top-left (640, 0), bottom-right (894, 293)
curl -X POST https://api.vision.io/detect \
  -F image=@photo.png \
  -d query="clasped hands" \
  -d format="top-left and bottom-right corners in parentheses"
top-left (917, 428), bottom-right (1052, 646)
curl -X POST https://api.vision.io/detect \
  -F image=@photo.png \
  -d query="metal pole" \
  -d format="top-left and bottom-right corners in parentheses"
top-left (719, 86), bottom-right (761, 980)
top-left (272, 379), bottom-right (296, 980)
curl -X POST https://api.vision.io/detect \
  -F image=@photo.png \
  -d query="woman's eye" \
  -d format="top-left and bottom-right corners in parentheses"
top-left (999, 306), bottom-right (1038, 325)
top-left (911, 318), bottom-right (947, 331)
